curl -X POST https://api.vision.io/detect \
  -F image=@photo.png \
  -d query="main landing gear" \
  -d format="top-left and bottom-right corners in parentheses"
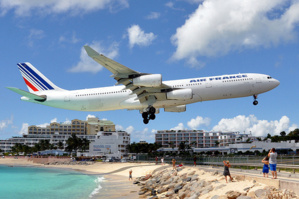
top-left (253, 94), bottom-right (258, 105)
top-left (142, 106), bottom-right (156, 124)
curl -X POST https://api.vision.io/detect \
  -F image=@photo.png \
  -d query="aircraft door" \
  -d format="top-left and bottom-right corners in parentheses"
top-left (64, 96), bottom-right (70, 102)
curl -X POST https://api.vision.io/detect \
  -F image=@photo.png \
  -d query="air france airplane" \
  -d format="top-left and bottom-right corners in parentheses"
top-left (7, 46), bottom-right (280, 124)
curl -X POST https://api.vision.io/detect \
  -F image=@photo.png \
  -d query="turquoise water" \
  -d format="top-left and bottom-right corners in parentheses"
top-left (0, 165), bottom-right (103, 199)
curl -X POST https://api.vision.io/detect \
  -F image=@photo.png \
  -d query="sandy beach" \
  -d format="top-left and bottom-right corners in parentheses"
top-left (1, 157), bottom-right (298, 199)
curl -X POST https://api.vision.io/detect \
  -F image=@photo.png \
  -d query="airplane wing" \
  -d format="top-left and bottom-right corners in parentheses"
top-left (7, 87), bottom-right (46, 102)
top-left (84, 45), bottom-right (172, 103)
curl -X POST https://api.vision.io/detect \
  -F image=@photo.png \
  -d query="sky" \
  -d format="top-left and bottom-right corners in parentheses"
top-left (0, 0), bottom-right (299, 143)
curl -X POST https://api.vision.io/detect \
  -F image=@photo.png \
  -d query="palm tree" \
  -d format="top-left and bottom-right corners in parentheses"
top-left (57, 141), bottom-right (64, 150)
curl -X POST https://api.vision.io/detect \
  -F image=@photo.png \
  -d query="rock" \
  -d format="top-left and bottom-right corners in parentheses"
top-left (165, 189), bottom-right (175, 197)
top-left (174, 185), bottom-right (183, 193)
top-left (213, 171), bottom-right (219, 175)
top-left (235, 176), bottom-right (245, 181)
top-left (191, 174), bottom-right (199, 181)
top-left (157, 186), bottom-right (167, 194)
top-left (243, 187), bottom-right (251, 192)
top-left (211, 196), bottom-right (219, 199)
top-left (178, 191), bottom-right (188, 199)
top-left (215, 184), bottom-right (226, 190)
top-left (183, 177), bottom-right (192, 182)
top-left (246, 191), bottom-right (255, 198)
top-left (236, 196), bottom-right (252, 199)
top-left (188, 171), bottom-right (196, 176)
top-left (186, 194), bottom-right (199, 199)
top-left (133, 180), bottom-right (140, 184)
top-left (254, 189), bottom-right (268, 198)
top-left (225, 191), bottom-right (241, 199)
top-left (138, 190), bottom-right (147, 195)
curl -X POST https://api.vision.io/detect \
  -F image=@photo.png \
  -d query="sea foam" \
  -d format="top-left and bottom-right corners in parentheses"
top-left (89, 176), bottom-right (105, 198)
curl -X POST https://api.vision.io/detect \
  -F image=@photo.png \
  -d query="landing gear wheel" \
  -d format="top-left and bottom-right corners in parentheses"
top-left (142, 112), bottom-right (148, 119)
top-left (149, 114), bottom-right (156, 120)
top-left (253, 100), bottom-right (258, 105)
top-left (143, 118), bottom-right (149, 124)
top-left (149, 106), bottom-right (156, 114)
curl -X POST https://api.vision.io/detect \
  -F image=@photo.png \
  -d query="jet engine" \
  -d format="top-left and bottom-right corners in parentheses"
top-left (133, 74), bottom-right (162, 87)
top-left (166, 89), bottom-right (192, 100)
top-left (164, 105), bottom-right (186, 112)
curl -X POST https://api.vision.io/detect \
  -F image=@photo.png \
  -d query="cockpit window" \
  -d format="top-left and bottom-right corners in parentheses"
top-left (267, 76), bottom-right (272, 79)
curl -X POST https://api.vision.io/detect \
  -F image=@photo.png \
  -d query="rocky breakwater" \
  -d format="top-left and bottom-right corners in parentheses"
top-left (133, 167), bottom-right (298, 199)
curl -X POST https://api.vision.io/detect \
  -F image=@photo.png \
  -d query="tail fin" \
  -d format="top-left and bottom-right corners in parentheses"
top-left (17, 62), bottom-right (64, 92)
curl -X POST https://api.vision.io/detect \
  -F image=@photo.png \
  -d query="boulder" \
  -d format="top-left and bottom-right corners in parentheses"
top-left (165, 189), bottom-right (175, 197)
top-left (226, 191), bottom-right (241, 199)
top-left (254, 189), bottom-right (268, 198)
top-left (215, 184), bottom-right (226, 190)
top-left (236, 196), bottom-right (253, 199)
top-left (187, 171), bottom-right (196, 176)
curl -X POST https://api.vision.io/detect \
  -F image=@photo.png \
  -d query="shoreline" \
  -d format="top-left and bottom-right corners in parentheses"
top-left (0, 157), bottom-right (164, 199)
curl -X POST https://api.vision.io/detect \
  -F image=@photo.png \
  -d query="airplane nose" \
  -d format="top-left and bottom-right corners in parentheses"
top-left (274, 79), bottom-right (280, 87)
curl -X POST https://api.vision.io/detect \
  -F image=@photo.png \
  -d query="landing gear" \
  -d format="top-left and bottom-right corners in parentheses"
top-left (253, 94), bottom-right (258, 106)
top-left (142, 106), bottom-right (156, 124)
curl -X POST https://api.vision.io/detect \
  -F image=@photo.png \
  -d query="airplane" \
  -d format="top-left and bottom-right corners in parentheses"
top-left (7, 45), bottom-right (280, 124)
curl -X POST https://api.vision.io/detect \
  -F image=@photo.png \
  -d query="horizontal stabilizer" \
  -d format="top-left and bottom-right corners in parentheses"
top-left (7, 87), bottom-right (46, 102)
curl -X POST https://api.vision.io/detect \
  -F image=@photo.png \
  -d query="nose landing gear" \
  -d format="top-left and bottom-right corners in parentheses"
top-left (253, 94), bottom-right (258, 105)
top-left (142, 106), bottom-right (156, 124)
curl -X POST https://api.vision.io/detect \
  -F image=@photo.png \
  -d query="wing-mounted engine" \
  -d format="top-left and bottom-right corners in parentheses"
top-left (166, 88), bottom-right (193, 100)
top-left (133, 74), bottom-right (162, 87)
top-left (164, 105), bottom-right (186, 112)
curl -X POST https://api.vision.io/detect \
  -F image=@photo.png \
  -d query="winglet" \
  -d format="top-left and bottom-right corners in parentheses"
top-left (84, 45), bottom-right (100, 58)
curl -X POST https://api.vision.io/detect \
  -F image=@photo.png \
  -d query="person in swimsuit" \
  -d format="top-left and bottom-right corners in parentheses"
top-left (223, 160), bottom-right (233, 183)
top-left (129, 169), bottom-right (132, 181)
top-left (262, 156), bottom-right (269, 178)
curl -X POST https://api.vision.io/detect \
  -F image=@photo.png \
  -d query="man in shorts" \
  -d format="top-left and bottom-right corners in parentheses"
top-left (268, 148), bottom-right (277, 179)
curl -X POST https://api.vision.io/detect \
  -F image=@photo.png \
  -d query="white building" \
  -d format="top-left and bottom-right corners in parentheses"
top-left (88, 131), bottom-right (130, 157)
top-left (155, 130), bottom-right (239, 148)
top-left (228, 140), bottom-right (299, 154)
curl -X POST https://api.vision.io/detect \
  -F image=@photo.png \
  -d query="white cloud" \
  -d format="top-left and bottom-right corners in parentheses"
top-left (59, 32), bottom-right (79, 44)
top-left (171, 123), bottom-right (186, 131)
top-left (187, 116), bottom-right (210, 130)
top-left (146, 12), bottom-right (160, 19)
top-left (28, 29), bottom-right (45, 47)
top-left (0, 0), bottom-right (129, 16)
top-left (0, 117), bottom-right (13, 131)
top-left (86, 114), bottom-right (96, 120)
top-left (19, 123), bottom-right (29, 135)
top-left (126, 126), bottom-right (135, 134)
top-left (212, 115), bottom-right (298, 137)
top-left (69, 41), bottom-right (119, 74)
top-left (171, 0), bottom-right (299, 63)
top-left (127, 25), bottom-right (157, 48)
top-left (115, 124), bottom-right (124, 131)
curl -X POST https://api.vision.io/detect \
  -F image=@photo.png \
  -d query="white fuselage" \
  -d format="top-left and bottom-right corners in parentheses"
top-left (21, 73), bottom-right (280, 112)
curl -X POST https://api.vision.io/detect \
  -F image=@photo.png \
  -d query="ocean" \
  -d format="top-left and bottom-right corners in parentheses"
top-left (0, 165), bottom-right (103, 199)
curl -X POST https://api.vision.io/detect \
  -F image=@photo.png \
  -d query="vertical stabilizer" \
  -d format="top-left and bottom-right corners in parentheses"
top-left (17, 62), bottom-right (64, 93)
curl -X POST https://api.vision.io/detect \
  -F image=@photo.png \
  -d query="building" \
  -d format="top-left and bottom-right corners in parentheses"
top-left (28, 117), bottom-right (115, 135)
top-left (155, 130), bottom-right (239, 148)
top-left (88, 131), bottom-right (130, 157)
top-left (0, 117), bottom-right (129, 156)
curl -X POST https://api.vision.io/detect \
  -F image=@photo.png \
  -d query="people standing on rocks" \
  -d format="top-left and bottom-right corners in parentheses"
top-left (161, 157), bottom-right (164, 165)
top-left (223, 160), bottom-right (233, 183)
top-left (129, 169), bottom-right (132, 181)
top-left (172, 159), bottom-right (176, 170)
top-left (262, 156), bottom-right (269, 178)
top-left (268, 148), bottom-right (278, 179)
top-left (193, 156), bottom-right (197, 167)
